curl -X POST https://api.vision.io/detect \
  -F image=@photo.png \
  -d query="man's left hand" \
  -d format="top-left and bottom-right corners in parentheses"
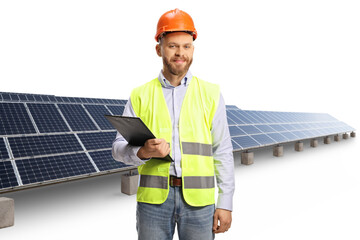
top-left (213, 208), bottom-right (232, 234)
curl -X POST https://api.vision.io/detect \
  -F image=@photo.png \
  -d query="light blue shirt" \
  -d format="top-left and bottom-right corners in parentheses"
top-left (112, 70), bottom-right (235, 211)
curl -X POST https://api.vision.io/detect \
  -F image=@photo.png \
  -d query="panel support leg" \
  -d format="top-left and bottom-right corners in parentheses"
top-left (241, 151), bottom-right (254, 165)
top-left (0, 197), bottom-right (14, 229)
top-left (310, 139), bottom-right (318, 148)
top-left (121, 171), bottom-right (139, 195)
top-left (295, 141), bottom-right (303, 152)
top-left (273, 145), bottom-right (283, 157)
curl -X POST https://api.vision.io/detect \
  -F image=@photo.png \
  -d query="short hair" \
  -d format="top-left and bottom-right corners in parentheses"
top-left (158, 31), bottom-right (195, 45)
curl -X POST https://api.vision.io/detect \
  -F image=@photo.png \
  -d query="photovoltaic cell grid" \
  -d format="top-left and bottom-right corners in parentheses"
top-left (227, 109), bottom-right (355, 151)
top-left (0, 92), bottom-right (134, 193)
top-left (0, 91), bottom-right (355, 193)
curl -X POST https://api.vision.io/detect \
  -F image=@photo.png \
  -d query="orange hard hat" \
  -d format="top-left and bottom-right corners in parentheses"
top-left (155, 8), bottom-right (197, 42)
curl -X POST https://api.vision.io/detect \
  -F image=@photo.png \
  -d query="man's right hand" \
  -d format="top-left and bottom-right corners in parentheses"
top-left (137, 138), bottom-right (170, 160)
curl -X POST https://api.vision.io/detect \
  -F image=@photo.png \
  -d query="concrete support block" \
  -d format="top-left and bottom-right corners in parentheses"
top-left (0, 197), bottom-right (14, 229)
top-left (343, 133), bottom-right (349, 139)
top-left (334, 135), bottom-right (340, 142)
top-left (273, 145), bottom-right (283, 157)
top-left (241, 151), bottom-right (254, 165)
top-left (310, 139), bottom-right (318, 148)
top-left (324, 136), bottom-right (331, 144)
top-left (351, 132), bottom-right (356, 138)
top-left (121, 173), bottom-right (139, 195)
top-left (295, 141), bottom-right (303, 152)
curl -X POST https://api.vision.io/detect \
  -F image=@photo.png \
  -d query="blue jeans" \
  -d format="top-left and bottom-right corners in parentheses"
top-left (136, 186), bottom-right (215, 240)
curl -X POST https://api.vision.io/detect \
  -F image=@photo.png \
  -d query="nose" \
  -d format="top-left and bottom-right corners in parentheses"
top-left (175, 46), bottom-right (183, 57)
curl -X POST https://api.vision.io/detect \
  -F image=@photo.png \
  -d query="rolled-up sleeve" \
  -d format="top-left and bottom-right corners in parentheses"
top-left (112, 98), bottom-right (145, 166)
top-left (212, 93), bottom-right (235, 211)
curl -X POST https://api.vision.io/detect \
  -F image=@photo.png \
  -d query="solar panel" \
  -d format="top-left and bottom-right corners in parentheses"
top-left (233, 136), bottom-right (260, 149)
top-left (0, 138), bottom-right (10, 160)
top-left (251, 134), bottom-right (277, 145)
top-left (77, 132), bottom-right (116, 150)
top-left (27, 103), bottom-right (70, 133)
top-left (227, 109), bottom-right (355, 151)
top-left (0, 103), bottom-right (36, 135)
top-left (84, 105), bottom-right (113, 130)
top-left (0, 161), bottom-right (18, 189)
top-left (58, 104), bottom-right (98, 131)
top-left (0, 92), bottom-right (135, 193)
top-left (0, 91), bottom-right (355, 193)
top-left (8, 134), bottom-right (83, 159)
top-left (107, 105), bottom-right (125, 116)
top-left (89, 150), bottom-right (130, 171)
top-left (16, 153), bottom-right (97, 185)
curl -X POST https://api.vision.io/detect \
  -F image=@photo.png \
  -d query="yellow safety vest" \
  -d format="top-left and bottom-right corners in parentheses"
top-left (131, 76), bottom-right (220, 206)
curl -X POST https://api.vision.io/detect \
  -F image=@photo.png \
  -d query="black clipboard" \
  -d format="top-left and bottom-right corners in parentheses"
top-left (105, 115), bottom-right (173, 162)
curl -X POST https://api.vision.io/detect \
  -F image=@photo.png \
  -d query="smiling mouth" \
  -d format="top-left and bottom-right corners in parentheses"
top-left (173, 59), bottom-right (186, 64)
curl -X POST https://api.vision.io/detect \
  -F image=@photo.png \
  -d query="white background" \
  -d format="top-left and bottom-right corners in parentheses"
top-left (1, 0), bottom-right (359, 239)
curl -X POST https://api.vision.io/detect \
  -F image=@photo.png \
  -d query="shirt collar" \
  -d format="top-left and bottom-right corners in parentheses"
top-left (158, 70), bottom-right (193, 88)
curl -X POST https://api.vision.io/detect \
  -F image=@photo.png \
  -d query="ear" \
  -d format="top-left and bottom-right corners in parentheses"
top-left (156, 44), bottom-right (162, 57)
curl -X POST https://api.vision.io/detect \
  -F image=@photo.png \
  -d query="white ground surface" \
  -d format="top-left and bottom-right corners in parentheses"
top-left (1, 136), bottom-right (359, 240)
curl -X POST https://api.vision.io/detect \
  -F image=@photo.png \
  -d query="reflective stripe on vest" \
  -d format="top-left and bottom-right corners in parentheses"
top-left (183, 176), bottom-right (215, 189)
top-left (139, 174), bottom-right (214, 190)
top-left (182, 142), bottom-right (212, 157)
top-left (139, 175), bottom-right (168, 189)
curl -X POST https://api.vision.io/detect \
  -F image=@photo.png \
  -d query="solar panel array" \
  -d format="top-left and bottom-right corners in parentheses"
top-left (0, 92), bottom-right (134, 193)
top-left (0, 92), bottom-right (355, 193)
top-left (226, 109), bottom-right (355, 151)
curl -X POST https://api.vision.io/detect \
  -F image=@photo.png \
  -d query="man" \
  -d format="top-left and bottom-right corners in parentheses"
top-left (112, 8), bottom-right (235, 240)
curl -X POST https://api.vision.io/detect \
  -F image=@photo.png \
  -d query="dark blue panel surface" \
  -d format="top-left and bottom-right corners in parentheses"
top-left (281, 132), bottom-right (300, 141)
top-left (268, 124), bottom-right (287, 132)
top-left (281, 124), bottom-right (297, 131)
top-left (27, 103), bottom-right (70, 133)
top-left (77, 132), bottom-right (116, 150)
top-left (302, 130), bottom-right (317, 138)
top-left (226, 105), bottom-right (240, 110)
top-left (267, 133), bottom-right (289, 142)
top-left (107, 105), bottom-right (125, 116)
top-left (89, 150), bottom-right (130, 171)
top-left (0, 138), bottom-right (9, 160)
top-left (227, 116), bottom-right (237, 125)
top-left (84, 105), bottom-right (113, 130)
top-left (9, 134), bottom-right (83, 159)
top-left (2, 93), bottom-right (11, 101)
top-left (0, 103), bottom-right (36, 135)
top-left (246, 111), bottom-right (266, 123)
top-left (291, 130), bottom-right (309, 139)
top-left (231, 139), bottom-right (241, 151)
top-left (0, 161), bottom-right (18, 189)
top-left (230, 110), bottom-right (252, 124)
top-left (226, 111), bottom-right (245, 125)
top-left (316, 128), bottom-right (330, 136)
top-left (58, 104), bottom-right (98, 131)
top-left (233, 136), bottom-right (260, 149)
top-left (251, 134), bottom-right (277, 145)
top-left (229, 126), bottom-right (247, 137)
top-left (239, 111), bottom-right (261, 124)
top-left (17, 153), bottom-right (96, 185)
top-left (256, 111), bottom-right (278, 123)
top-left (238, 125), bottom-right (262, 135)
top-left (254, 124), bottom-right (276, 133)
